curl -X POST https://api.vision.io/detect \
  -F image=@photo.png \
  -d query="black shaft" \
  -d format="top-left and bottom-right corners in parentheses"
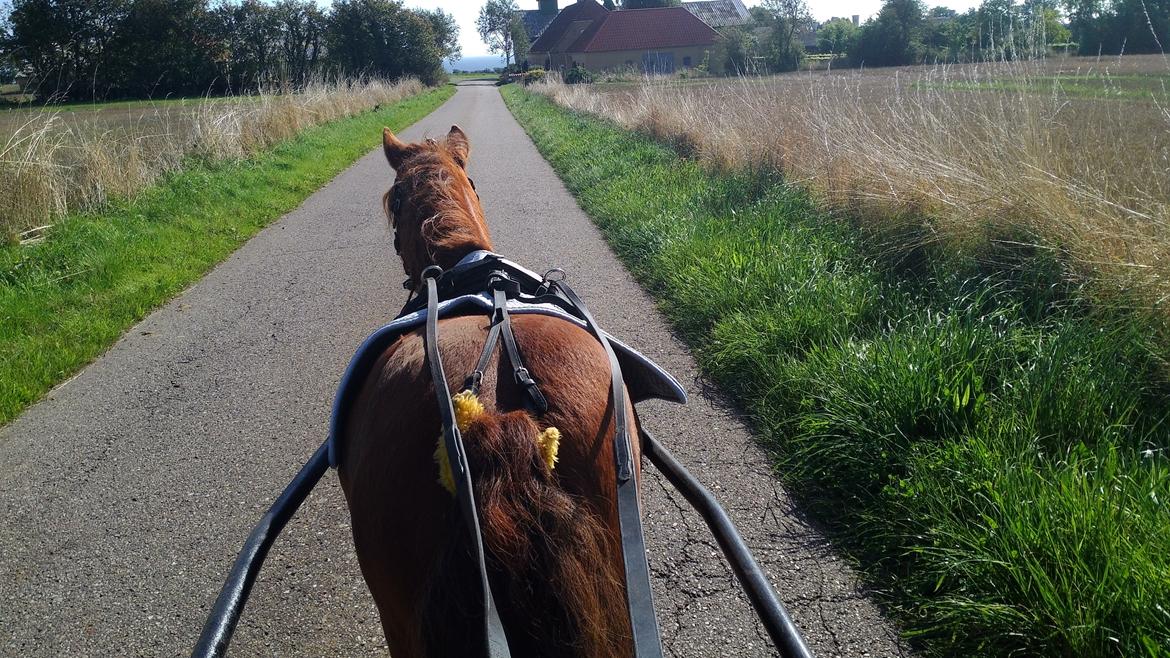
top-left (191, 441), bottom-right (330, 658)
top-left (640, 429), bottom-right (815, 658)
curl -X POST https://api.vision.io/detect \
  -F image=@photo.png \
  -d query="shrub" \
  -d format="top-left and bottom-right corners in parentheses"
top-left (565, 64), bottom-right (594, 85)
top-left (521, 68), bottom-right (547, 86)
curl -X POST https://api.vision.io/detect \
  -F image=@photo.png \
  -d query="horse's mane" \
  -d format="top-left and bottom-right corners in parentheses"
top-left (393, 142), bottom-right (491, 264)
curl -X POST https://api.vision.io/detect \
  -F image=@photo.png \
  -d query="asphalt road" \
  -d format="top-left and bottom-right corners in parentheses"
top-left (0, 82), bottom-right (910, 657)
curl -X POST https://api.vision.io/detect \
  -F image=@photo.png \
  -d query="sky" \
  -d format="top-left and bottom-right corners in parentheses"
top-left (403, 0), bottom-right (985, 58)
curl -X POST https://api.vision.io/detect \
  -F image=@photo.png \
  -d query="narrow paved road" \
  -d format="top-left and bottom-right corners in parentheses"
top-left (1, 83), bottom-right (909, 657)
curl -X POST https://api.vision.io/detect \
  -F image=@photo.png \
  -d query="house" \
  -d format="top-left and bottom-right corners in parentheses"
top-left (683, 0), bottom-right (752, 28)
top-left (518, 0), bottom-right (563, 44)
top-left (528, 0), bottom-right (720, 74)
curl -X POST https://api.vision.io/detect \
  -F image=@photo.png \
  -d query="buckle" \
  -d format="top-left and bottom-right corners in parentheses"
top-left (537, 268), bottom-right (566, 296)
top-left (514, 367), bottom-right (534, 385)
top-left (488, 271), bottom-right (520, 297)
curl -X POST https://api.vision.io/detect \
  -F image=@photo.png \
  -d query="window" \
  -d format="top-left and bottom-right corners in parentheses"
top-left (683, 56), bottom-right (692, 68)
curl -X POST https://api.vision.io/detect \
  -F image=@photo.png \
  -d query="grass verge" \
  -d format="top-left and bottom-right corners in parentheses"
top-left (0, 85), bottom-right (454, 427)
top-left (501, 85), bottom-right (1170, 658)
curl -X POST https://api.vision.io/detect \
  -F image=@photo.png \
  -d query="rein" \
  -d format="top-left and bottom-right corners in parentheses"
top-left (420, 266), bottom-right (512, 658)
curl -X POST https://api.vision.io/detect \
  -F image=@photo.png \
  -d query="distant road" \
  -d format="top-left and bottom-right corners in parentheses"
top-left (0, 82), bottom-right (909, 657)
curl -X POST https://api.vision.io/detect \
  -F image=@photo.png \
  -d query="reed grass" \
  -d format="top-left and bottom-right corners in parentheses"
top-left (529, 56), bottom-right (1170, 317)
top-left (1, 77), bottom-right (425, 241)
top-left (502, 82), bottom-right (1170, 658)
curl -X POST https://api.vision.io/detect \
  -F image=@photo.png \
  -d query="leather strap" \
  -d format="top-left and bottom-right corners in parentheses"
top-left (492, 287), bottom-right (549, 416)
top-left (422, 268), bottom-right (512, 658)
top-left (553, 280), bottom-right (663, 658)
top-left (465, 319), bottom-right (503, 395)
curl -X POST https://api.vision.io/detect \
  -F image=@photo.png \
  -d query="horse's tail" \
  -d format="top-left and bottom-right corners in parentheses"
top-left (422, 404), bottom-right (632, 658)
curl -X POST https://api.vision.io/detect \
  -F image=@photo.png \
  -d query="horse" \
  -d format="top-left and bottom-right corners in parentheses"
top-left (336, 125), bottom-right (640, 658)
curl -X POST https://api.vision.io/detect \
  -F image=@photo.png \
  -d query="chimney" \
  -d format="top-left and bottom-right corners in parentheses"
top-left (852, 14), bottom-right (859, 25)
top-left (539, 0), bottom-right (557, 13)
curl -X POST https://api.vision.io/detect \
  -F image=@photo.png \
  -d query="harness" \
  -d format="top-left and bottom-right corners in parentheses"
top-left (413, 254), bottom-right (664, 658)
top-left (190, 251), bottom-right (815, 658)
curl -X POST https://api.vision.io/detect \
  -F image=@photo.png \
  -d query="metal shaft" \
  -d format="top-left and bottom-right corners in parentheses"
top-left (190, 442), bottom-right (329, 658)
top-left (640, 428), bottom-right (815, 658)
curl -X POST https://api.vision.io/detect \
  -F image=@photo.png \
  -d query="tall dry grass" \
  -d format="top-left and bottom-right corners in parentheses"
top-left (531, 57), bottom-right (1170, 310)
top-left (0, 77), bottom-right (425, 241)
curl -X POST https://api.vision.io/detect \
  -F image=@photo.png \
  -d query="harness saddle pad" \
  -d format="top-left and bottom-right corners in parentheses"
top-left (328, 252), bottom-right (687, 468)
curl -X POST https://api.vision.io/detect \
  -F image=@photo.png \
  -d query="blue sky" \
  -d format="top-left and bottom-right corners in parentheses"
top-left (404, 0), bottom-right (984, 58)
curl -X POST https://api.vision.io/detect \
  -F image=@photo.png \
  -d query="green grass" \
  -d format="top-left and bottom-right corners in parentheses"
top-left (0, 85), bottom-right (454, 426)
top-left (921, 73), bottom-right (1170, 100)
top-left (501, 85), bottom-right (1170, 658)
top-left (449, 73), bottom-right (497, 82)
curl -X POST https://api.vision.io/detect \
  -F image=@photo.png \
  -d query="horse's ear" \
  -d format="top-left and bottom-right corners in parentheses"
top-left (383, 127), bottom-right (410, 169)
top-left (446, 125), bottom-right (470, 169)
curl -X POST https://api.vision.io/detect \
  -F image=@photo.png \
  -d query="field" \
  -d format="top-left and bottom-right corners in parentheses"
top-left (0, 83), bottom-right (33, 104)
top-left (448, 72), bottom-right (499, 82)
top-left (0, 79), bottom-right (426, 241)
top-left (0, 95), bottom-right (256, 135)
top-left (532, 55), bottom-right (1170, 317)
top-left (504, 56), bottom-right (1170, 658)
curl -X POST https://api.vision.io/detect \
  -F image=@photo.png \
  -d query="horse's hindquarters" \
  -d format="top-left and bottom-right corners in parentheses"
top-left (339, 314), bottom-right (636, 658)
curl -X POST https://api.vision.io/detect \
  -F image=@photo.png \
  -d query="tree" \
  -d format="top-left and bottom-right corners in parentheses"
top-left (1100, 0), bottom-right (1169, 53)
top-left (477, 0), bottom-right (519, 66)
top-left (106, 0), bottom-right (219, 97)
top-left (1067, 0), bottom-right (1099, 51)
top-left (326, 0), bottom-right (445, 85)
top-left (212, 0), bottom-right (280, 90)
top-left (6, 0), bottom-right (130, 99)
top-left (510, 14), bottom-right (529, 66)
top-left (854, 0), bottom-right (926, 66)
top-left (0, 1), bottom-right (13, 84)
top-left (272, 0), bottom-right (325, 85)
top-left (918, 8), bottom-right (968, 60)
top-left (817, 17), bottom-right (860, 54)
top-left (717, 26), bottom-right (758, 73)
top-left (757, 0), bottom-right (814, 71)
top-left (623, 0), bottom-right (679, 7)
top-left (420, 8), bottom-right (461, 65)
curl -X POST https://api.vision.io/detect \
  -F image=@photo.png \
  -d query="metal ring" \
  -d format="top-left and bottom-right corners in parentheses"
top-left (541, 268), bottom-right (566, 283)
top-left (421, 265), bottom-right (444, 280)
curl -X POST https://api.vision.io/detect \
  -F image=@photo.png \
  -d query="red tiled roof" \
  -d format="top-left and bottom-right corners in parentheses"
top-left (580, 7), bottom-right (719, 53)
top-left (529, 0), bottom-right (610, 54)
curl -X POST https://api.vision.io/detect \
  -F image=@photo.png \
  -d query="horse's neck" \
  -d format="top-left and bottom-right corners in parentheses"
top-left (424, 216), bottom-right (492, 271)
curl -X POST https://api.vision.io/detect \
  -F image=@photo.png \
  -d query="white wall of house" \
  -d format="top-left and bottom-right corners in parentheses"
top-left (534, 45), bottom-right (712, 73)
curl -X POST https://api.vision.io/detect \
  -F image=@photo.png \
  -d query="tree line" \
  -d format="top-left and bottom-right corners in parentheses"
top-left (0, 0), bottom-right (459, 101)
top-left (720, 0), bottom-right (1165, 73)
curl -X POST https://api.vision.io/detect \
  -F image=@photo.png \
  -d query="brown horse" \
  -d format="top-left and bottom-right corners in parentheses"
top-left (337, 125), bottom-right (638, 658)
